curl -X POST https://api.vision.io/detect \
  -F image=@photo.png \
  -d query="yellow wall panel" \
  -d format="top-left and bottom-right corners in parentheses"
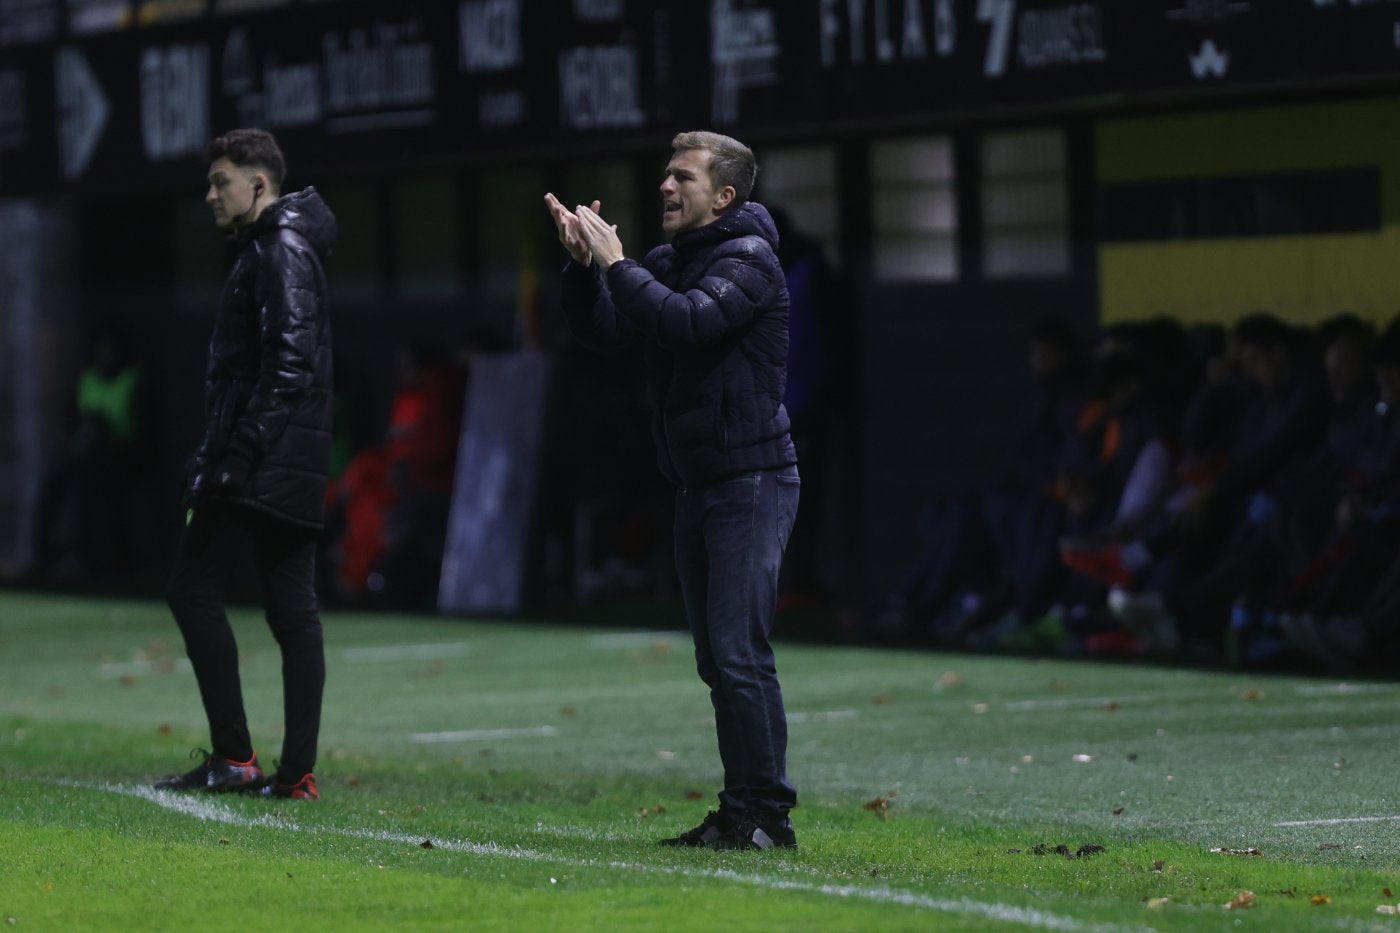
top-left (1101, 232), bottom-right (1400, 326)
top-left (1097, 95), bottom-right (1400, 328)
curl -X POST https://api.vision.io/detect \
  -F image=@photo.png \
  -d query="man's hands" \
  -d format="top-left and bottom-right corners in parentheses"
top-left (543, 194), bottom-right (624, 270)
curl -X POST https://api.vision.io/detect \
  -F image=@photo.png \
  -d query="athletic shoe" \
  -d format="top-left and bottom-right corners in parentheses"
top-left (1060, 543), bottom-right (1135, 589)
top-left (155, 750), bottom-right (263, 792)
top-left (1106, 588), bottom-right (1180, 657)
top-left (256, 772), bottom-right (320, 801)
top-left (657, 810), bottom-right (736, 847)
top-left (711, 815), bottom-right (798, 851)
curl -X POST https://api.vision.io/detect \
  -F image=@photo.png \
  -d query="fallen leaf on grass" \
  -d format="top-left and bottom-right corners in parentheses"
top-left (1151, 860), bottom-right (1165, 872)
top-left (347, 775), bottom-right (361, 787)
top-left (1238, 688), bottom-right (1264, 701)
top-left (420, 839), bottom-right (434, 849)
top-left (635, 804), bottom-right (669, 818)
top-left (863, 791), bottom-right (897, 819)
top-left (1112, 807), bottom-right (1124, 816)
top-left (1385, 887), bottom-right (1394, 899)
top-left (157, 723), bottom-right (173, 735)
top-left (872, 692), bottom-right (893, 706)
top-left (1277, 887), bottom-right (1296, 897)
top-left (1210, 847), bottom-right (1262, 856)
top-left (1224, 891), bottom-right (1255, 910)
top-left (936, 671), bottom-right (963, 689)
top-left (1310, 895), bottom-right (1332, 905)
top-left (1103, 700), bottom-right (1120, 711)
top-left (684, 789), bottom-right (704, 801)
top-left (559, 707), bottom-right (577, 718)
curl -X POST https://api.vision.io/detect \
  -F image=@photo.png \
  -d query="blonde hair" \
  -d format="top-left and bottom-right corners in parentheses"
top-left (671, 130), bottom-right (756, 203)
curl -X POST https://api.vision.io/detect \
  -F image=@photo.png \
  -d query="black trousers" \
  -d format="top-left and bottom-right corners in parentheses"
top-left (166, 500), bottom-right (325, 779)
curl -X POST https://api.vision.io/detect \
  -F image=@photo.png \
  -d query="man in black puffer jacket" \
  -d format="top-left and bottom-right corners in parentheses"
top-left (545, 131), bottom-right (801, 849)
top-left (157, 128), bottom-right (335, 802)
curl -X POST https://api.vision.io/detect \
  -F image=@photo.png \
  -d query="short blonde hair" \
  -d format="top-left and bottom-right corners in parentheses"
top-left (671, 130), bottom-right (756, 203)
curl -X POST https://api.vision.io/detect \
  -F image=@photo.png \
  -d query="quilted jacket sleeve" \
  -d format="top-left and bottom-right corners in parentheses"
top-left (560, 259), bottom-right (636, 349)
top-left (604, 237), bottom-right (783, 349)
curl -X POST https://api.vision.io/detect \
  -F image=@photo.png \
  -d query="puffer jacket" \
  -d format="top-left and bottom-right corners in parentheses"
top-left (562, 200), bottom-right (796, 487)
top-left (188, 187), bottom-right (336, 528)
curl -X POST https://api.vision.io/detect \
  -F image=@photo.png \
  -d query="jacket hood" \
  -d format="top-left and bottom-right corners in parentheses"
top-left (672, 200), bottom-right (779, 255)
top-left (240, 187), bottom-right (337, 259)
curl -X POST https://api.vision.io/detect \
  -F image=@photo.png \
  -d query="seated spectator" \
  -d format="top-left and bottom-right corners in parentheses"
top-left (1277, 317), bottom-right (1400, 670)
top-left (870, 315), bottom-right (1087, 643)
top-left (1066, 313), bottom-right (1332, 659)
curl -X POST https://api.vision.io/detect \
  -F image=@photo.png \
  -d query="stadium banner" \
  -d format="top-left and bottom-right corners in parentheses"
top-left (3, 0), bottom-right (1400, 195)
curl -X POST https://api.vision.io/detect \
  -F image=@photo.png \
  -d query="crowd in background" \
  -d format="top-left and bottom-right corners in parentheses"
top-left (868, 310), bottom-right (1400, 674)
top-left (20, 296), bottom-right (1400, 678)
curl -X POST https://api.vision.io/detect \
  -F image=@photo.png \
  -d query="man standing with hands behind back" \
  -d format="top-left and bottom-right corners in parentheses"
top-left (157, 128), bottom-right (336, 801)
top-left (544, 130), bottom-right (801, 849)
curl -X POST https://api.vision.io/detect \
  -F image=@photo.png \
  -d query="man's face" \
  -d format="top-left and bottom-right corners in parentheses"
top-left (659, 148), bottom-right (727, 235)
top-left (205, 157), bottom-right (258, 229)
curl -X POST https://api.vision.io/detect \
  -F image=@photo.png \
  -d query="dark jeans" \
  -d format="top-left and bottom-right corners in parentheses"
top-left (674, 465), bottom-right (800, 818)
top-left (166, 499), bottom-right (325, 779)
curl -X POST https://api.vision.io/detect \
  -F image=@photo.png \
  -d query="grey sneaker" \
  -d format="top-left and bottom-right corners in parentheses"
top-left (712, 815), bottom-right (797, 850)
top-left (658, 810), bottom-right (737, 847)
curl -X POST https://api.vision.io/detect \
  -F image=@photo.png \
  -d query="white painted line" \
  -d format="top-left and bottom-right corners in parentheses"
top-left (76, 781), bottom-right (1139, 932)
top-left (1291, 682), bottom-right (1399, 697)
top-left (410, 725), bottom-right (560, 744)
top-left (342, 643), bottom-right (471, 663)
top-left (1275, 815), bottom-right (1400, 828)
top-left (787, 709), bottom-right (859, 724)
top-left (99, 659), bottom-right (192, 678)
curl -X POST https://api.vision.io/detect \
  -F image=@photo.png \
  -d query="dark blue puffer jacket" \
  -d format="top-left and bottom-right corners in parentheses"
top-left (188, 187), bottom-right (336, 528)
top-left (562, 200), bottom-right (797, 488)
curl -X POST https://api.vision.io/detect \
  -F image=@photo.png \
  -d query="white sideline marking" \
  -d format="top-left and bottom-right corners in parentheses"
top-left (1291, 682), bottom-right (1398, 697)
top-left (1275, 815), bottom-right (1400, 828)
top-left (99, 659), bottom-right (192, 678)
top-left (343, 643), bottom-right (470, 663)
top-left (410, 725), bottom-right (560, 744)
top-left (787, 709), bottom-right (859, 724)
top-left (77, 782), bottom-right (1139, 932)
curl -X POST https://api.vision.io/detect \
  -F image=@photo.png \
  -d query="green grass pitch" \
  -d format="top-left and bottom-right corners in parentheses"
top-left (3, 589), bottom-right (1398, 930)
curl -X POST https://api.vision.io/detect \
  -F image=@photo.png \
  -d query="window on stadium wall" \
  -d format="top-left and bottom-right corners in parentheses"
top-left (758, 145), bottom-right (840, 273)
top-left (980, 126), bottom-right (1071, 280)
top-left (870, 136), bottom-right (959, 284)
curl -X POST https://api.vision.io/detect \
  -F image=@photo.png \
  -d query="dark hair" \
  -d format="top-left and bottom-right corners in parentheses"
top-left (204, 128), bottom-right (286, 193)
top-left (1376, 318), bottom-right (1400, 366)
top-left (671, 130), bottom-right (756, 204)
top-left (1232, 312), bottom-right (1296, 351)
top-left (1315, 312), bottom-right (1375, 352)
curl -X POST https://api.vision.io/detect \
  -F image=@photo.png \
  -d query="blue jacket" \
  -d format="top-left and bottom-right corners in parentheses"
top-left (562, 201), bottom-right (797, 488)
